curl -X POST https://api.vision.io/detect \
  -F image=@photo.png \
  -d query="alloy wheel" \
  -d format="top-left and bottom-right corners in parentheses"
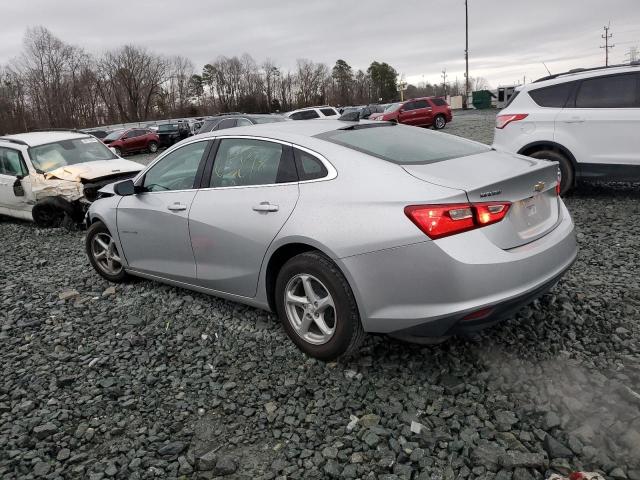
top-left (91, 232), bottom-right (123, 276)
top-left (284, 274), bottom-right (336, 345)
top-left (435, 116), bottom-right (445, 129)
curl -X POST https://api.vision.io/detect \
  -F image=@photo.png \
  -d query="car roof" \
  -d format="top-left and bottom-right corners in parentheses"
top-left (526, 64), bottom-right (640, 90)
top-left (195, 119), bottom-right (372, 143)
top-left (0, 131), bottom-right (91, 147)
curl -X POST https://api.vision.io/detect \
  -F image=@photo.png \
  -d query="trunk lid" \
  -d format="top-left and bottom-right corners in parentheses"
top-left (402, 150), bottom-right (561, 249)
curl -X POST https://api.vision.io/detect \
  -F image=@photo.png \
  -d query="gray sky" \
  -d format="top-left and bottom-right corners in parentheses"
top-left (2, 0), bottom-right (639, 88)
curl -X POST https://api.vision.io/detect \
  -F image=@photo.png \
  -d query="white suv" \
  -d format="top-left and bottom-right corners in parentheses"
top-left (0, 131), bottom-right (143, 227)
top-left (493, 64), bottom-right (640, 194)
top-left (284, 106), bottom-right (340, 120)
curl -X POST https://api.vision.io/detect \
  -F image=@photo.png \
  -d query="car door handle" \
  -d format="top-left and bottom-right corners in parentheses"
top-left (167, 203), bottom-right (188, 212)
top-left (563, 117), bottom-right (585, 123)
top-left (252, 202), bottom-right (279, 212)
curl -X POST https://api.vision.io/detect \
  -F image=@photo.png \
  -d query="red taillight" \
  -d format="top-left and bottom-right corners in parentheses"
top-left (405, 202), bottom-right (511, 240)
top-left (495, 113), bottom-right (528, 129)
top-left (556, 168), bottom-right (561, 195)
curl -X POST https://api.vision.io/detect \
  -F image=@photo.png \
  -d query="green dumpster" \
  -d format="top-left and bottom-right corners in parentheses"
top-left (472, 90), bottom-right (495, 109)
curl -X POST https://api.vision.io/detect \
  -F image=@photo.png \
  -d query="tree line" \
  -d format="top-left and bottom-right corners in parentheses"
top-left (0, 27), bottom-right (488, 134)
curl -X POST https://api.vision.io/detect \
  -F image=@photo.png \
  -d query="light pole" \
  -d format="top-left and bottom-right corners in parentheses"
top-left (464, 0), bottom-right (470, 109)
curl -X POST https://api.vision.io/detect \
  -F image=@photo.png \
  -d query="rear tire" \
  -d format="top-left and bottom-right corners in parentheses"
top-left (433, 114), bottom-right (446, 130)
top-left (528, 149), bottom-right (574, 195)
top-left (275, 252), bottom-right (365, 360)
top-left (86, 221), bottom-right (129, 283)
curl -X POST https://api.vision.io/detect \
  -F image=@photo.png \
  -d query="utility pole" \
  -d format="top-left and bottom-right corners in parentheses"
top-left (441, 68), bottom-right (448, 97)
top-left (600, 23), bottom-right (614, 66)
top-left (464, 0), bottom-right (470, 109)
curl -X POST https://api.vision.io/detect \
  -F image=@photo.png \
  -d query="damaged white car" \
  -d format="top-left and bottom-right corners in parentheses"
top-left (0, 131), bottom-right (144, 227)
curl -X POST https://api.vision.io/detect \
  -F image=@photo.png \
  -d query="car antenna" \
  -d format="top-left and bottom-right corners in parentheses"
top-left (542, 62), bottom-right (552, 76)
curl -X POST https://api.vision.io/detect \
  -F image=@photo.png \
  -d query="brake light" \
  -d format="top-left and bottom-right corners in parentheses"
top-left (405, 202), bottom-right (511, 240)
top-left (495, 113), bottom-right (528, 129)
top-left (556, 168), bottom-right (561, 195)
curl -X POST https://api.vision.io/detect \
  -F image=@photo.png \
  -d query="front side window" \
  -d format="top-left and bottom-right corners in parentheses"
top-left (290, 110), bottom-right (320, 120)
top-left (142, 141), bottom-right (208, 192)
top-left (402, 102), bottom-right (416, 111)
top-left (414, 100), bottom-right (429, 109)
top-left (320, 108), bottom-right (337, 117)
top-left (30, 137), bottom-right (117, 173)
top-left (236, 118), bottom-right (253, 127)
top-left (529, 82), bottom-right (574, 108)
top-left (575, 74), bottom-right (638, 108)
top-left (210, 138), bottom-right (293, 188)
top-left (215, 119), bottom-right (237, 130)
top-left (0, 147), bottom-right (27, 176)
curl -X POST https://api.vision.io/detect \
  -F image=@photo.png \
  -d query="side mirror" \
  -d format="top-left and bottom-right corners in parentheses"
top-left (114, 179), bottom-right (136, 196)
top-left (13, 177), bottom-right (25, 197)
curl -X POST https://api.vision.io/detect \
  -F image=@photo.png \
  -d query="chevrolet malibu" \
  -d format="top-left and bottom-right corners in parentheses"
top-left (85, 120), bottom-right (577, 360)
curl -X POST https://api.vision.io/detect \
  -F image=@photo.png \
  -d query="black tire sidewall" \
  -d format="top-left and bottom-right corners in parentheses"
top-left (85, 221), bottom-right (128, 283)
top-left (434, 114), bottom-right (446, 129)
top-left (275, 253), bottom-right (360, 360)
top-left (529, 149), bottom-right (574, 195)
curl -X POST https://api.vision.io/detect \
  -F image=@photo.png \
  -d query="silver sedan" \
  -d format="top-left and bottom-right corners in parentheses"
top-left (85, 120), bottom-right (577, 360)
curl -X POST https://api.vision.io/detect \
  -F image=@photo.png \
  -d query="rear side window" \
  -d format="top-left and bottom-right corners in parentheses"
top-left (290, 110), bottom-right (320, 120)
top-left (320, 108), bottom-right (337, 116)
top-left (294, 148), bottom-right (328, 181)
top-left (431, 98), bottom-right (448, 106)
top-left (529, 83), bottom-right (574, 108)
top-left (317, 124), bottom-right (489, 165)
top-left (575, 74), bottom-right (638, 108)
top-left (414, 100), bottom-right (429, 109)
top-left (210, 138), bottom-right (295, 187)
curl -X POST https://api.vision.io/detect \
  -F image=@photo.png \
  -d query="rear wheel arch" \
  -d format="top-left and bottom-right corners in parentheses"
top-left (518, 141), bottom-right (578, 171)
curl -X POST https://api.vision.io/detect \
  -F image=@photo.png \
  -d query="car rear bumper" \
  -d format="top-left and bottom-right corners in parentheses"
top-left (339, 201), bottom-right (577, 336)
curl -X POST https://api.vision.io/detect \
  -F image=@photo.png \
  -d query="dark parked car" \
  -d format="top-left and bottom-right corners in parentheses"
top-left (369, 97), bottom-right (452, 129)
top-left (102, 128), bottom-right (160, 156)
top-left (157, 122), bottom-right (191, 147)
top-left (197, 114), bottom-right (287, 134)
top-left (81, 129), bottom-right (110, 139)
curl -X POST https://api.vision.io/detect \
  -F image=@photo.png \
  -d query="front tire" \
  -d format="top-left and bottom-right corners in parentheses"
top-left (528, 149), bottom-right (574, 195)
top-left (113, 147), bottom-right (122, 157)
top-left (86, 221), bottom-right (128, 283)
top-left (275, 252), bottom-right (365, 360)
top-left (148, 141), bottom-right (158, 153)
top-left (433, 114), bottom-right (446, 130)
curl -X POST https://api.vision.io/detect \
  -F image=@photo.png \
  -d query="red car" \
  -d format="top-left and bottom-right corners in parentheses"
top-left (370, 97), bottom-right (452, 129)
top-left (102, 128), bottom-right (160, 156)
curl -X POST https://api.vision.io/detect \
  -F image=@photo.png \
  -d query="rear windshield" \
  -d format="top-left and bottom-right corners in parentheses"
top-left (316, 124), bottom-right (489, 165)
top-left (30, 137), bottom-right (117, 172)
top-left (252, 116), bottom-right (287, 124)
top-left (158, 124), bottom-right (178, 131)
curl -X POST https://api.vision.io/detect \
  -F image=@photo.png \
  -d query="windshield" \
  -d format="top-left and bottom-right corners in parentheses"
top-left (30, 137), bottom-right (118, 173)
top-left (252, 117), bottom-right (286, 124)
top-left (384, 103), bottom-right (402, 113)
top-left (316, 124), bottom-right (489, 165)
top-left (103, 130), bottom-right (124, 141)
top-left (158, 124), bottom-right (178, 132)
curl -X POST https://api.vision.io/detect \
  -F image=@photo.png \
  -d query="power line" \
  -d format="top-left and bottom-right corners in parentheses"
top-left (600, 22), bottom-right (615, 66)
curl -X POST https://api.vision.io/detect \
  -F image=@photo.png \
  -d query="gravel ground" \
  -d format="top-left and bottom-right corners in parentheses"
top-left (2, 111), bottom-right (640, 480)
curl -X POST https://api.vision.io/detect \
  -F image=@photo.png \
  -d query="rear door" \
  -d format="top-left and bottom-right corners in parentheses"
top-left (189, 137), bottom-right (299, 297)
top-left (555, 72), bottom-right (640, 169)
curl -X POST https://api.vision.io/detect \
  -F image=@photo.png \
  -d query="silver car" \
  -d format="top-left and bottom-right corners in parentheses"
top-left (85, 120), bottom-right (577, 360)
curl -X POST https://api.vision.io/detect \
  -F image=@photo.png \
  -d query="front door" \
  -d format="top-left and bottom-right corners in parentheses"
top-left (0, 147), bottom-right (29, 219)
top-left (397, 101), bottom-right (417, 125)
top-left (116, 140), bottom-right (210, 281)
top-left (189, 137), bottom-right (299, 297)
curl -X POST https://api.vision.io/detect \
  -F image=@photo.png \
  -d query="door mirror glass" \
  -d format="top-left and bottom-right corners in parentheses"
top-left (114, 179), bottom-right (135, 196)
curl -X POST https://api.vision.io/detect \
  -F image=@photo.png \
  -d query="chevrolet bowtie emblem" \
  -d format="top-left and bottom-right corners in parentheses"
top-left (534, 181), bottom-right (545, 192)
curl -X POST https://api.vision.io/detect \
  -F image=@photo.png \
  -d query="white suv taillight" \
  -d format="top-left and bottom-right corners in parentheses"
top-left (495, 114), bottom-right (528, 129)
